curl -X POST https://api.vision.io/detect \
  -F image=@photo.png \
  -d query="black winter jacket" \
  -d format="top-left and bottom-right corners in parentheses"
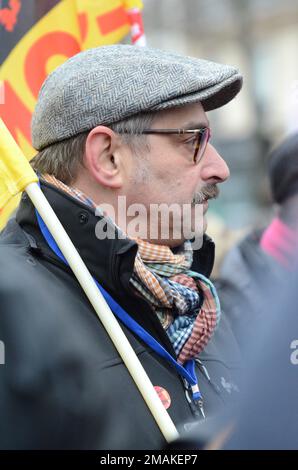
top-left (0, 180), bottom-right (241, 449)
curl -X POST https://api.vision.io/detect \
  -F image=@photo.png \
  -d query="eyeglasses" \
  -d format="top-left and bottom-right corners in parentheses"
top-left (118, 127), bottom-right (211, 164)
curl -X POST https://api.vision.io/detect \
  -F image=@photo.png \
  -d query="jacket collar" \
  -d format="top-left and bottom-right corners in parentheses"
top-left (16, 179), bottom-right (215, 296)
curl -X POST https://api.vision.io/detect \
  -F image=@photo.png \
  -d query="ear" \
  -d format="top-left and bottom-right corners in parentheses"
top-left (84, 126), bottom-right (123, 189)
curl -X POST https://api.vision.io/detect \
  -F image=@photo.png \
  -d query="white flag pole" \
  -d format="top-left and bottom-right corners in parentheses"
top-left (25, 182), bottom-right (179, 443)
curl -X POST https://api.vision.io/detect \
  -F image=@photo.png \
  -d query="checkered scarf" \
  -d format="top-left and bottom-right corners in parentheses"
top-left (131, 239), bottom-right (221, 364)
top-left (41, 174), bottom-right (221, 364)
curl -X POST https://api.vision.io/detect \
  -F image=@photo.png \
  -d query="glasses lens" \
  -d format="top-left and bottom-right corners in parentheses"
top-left (194, 128), bottom-right (210, 164)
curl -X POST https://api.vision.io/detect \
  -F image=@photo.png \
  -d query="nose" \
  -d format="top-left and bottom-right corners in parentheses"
top-left (199, 143), bottom-right (230, 184)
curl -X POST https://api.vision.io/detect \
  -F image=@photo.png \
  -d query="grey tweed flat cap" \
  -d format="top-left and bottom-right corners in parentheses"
top-left (32, 45), bottom-right (243, 150)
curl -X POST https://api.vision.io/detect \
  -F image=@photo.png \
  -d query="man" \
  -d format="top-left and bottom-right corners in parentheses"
top-left (0, 45), bottom-right (242, 449)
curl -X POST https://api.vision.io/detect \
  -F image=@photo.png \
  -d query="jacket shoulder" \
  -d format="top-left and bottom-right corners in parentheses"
top-left (0, 221), bottom-right (42, 288)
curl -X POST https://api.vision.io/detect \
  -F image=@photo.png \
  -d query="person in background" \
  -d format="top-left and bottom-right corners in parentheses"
top-left (260, 132), bottom-right (298, 268)
top-left (214, 132), bottom-right (298, 357)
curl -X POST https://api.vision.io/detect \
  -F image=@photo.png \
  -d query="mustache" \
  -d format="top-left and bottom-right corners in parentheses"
top-left (191, 184), bottom-right (219, 204)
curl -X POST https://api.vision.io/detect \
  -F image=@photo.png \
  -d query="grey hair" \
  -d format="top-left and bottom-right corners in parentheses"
top-left (31, 111), bottom-right (157, 185)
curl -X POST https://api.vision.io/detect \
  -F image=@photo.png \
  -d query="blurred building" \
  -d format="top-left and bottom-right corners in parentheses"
top-left (142, 0), bottom-right (298, 229)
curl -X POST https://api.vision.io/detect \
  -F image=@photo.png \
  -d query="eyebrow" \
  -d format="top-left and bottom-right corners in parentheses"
top-left (182, 120), bottom-right (210, 129)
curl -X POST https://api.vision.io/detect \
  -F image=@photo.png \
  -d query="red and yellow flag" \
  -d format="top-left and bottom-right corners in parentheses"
top-left (0, 0), bottom-right (143, 228)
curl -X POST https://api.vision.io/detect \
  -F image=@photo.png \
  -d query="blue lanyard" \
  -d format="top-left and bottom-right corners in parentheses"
top-left (35, 202), bottom-right (202, 402)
